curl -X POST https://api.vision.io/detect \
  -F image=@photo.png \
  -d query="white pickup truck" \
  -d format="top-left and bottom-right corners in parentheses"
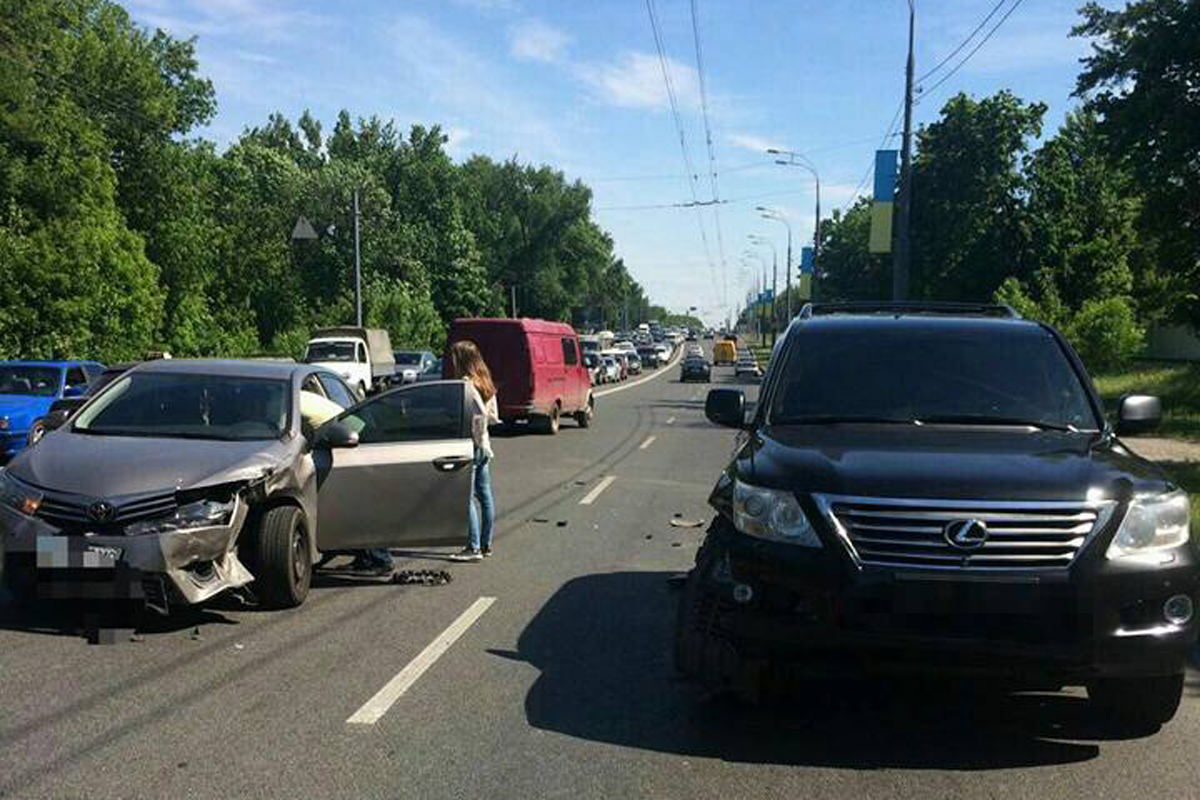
top-left (303, 327), bottom-right (396, 397)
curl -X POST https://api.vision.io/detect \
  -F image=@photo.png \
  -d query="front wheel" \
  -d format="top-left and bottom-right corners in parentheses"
top-left (1088, 674), bottom-right (1184, 731)
top-left (253, 505), bottom-right (312, 609)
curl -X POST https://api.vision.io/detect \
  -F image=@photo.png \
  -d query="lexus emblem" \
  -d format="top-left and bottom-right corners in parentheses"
top-left (944, 519), bottom-right (988, 550)
top-left (87, 501), bottom-right (116, 524)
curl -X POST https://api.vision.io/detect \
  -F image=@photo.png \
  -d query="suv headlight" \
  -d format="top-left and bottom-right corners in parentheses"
top-left (0, 470), bottom-right (42, 516)
top-left (1107, 490), bottom-right (1191, 560)
top-left (733, 480), bottom-right (821, 547)
top-left (125, 497), bottom-right (236, 536)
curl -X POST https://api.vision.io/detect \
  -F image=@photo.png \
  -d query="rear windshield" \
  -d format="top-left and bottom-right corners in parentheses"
top-left (74, 373), bottom-right (290, 441)
top-left (769, 326), bottom-right (1099, 430)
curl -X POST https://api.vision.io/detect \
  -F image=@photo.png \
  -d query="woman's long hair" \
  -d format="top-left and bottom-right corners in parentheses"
top-left (450, 340), bottom-right (496, 401)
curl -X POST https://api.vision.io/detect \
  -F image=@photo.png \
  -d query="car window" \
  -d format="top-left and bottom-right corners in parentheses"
top-left (561, 338), bottom-right (578, 366)
top-left (0, 365), bottom-right (61, 397)
top-left (65, 367), bottom-right (87, 389)
top-left (301, 374), bottom-right (327, 397)
top-left (339, 383), bottom-right (464, 443)
top-left (317, 373), bottom-right (357, 408)
top-left (770, 327), bottom-right (1099, 429)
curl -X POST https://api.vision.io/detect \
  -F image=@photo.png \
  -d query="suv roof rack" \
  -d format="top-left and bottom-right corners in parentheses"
top-left (797, 302), bottom-right (1021, 320)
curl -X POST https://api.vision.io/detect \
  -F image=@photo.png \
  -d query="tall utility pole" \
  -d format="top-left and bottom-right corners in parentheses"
top-left (353, 188), bottom-right (363, 326)
top-left (893, 0), bottom-right (915, 301)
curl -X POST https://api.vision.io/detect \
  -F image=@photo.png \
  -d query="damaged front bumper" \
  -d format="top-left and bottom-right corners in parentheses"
top-left (0, 499), bottom-right (252, 613)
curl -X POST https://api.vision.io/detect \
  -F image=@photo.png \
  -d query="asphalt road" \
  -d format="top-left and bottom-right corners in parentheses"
top-left (2, 342), bottom-right (1200, 799)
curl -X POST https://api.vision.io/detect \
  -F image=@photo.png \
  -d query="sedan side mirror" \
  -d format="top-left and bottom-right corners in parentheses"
top-left (1116, 394), bottom-right (1162, 436)
top-left (706, 388), bottom-right (747, 429)
top-left (62, 385), bottom-right (85, 398)
top-left (316, 420), bottom-right (360, 449)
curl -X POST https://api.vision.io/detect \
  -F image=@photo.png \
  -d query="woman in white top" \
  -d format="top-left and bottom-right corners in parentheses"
top-left (449, 341), bottom-right (499, 562)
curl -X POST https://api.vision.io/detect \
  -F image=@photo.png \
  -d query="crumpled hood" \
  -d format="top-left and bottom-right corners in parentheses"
top-left (9, 430), bottom-right (296, 498)
top-left (741, 426), bottom-right (1171, 502)
top-left (0, 395), bottom-right (54, 431)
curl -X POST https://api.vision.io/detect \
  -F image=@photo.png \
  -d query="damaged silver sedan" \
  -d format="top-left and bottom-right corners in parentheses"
top-left (0, 360), bottom-right (474, 613)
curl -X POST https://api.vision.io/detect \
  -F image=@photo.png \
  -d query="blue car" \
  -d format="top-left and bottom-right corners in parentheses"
top-left (0, 361), bottom-right (105, 460)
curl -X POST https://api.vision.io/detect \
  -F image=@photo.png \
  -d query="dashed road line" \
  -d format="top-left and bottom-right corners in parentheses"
top-left (347, 596), bottom-right (496, 726)
top-left (579, 475), bottom-right (617, 505)
top-left (639, 435), bottom-right (657, 451)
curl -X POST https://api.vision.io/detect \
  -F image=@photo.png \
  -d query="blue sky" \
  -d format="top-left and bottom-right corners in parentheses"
top-left (126, 0), bottom-right (1091, 325)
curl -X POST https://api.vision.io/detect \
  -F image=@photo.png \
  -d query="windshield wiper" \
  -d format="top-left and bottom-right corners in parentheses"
top-left (915, 414), bottom-right (1078, 432)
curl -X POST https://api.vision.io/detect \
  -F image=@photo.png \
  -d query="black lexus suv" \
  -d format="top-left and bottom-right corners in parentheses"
top-left (680, 302), bottom-right (1196, 731)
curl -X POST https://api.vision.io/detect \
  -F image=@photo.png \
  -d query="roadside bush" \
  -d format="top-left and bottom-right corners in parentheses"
top-left (1065, 296), bottom-right (1144, 372)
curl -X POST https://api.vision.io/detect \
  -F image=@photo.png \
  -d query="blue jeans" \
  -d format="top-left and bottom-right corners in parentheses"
top-left (467, 452), bottom-right (495, 551)
top-left (362, 548), bottom-right (393, 568)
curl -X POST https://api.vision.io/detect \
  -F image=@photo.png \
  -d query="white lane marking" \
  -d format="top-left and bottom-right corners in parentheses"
top-left (594, 349), bottom-right (682, 398)
top-left (666, 417), bottom-right (676, 425)
top-left (639, 435), bottom-right (657, 451)
top-left (347, 597), bottom-right (496, 726)
top-left (579, 475), bottom-right (617, 505)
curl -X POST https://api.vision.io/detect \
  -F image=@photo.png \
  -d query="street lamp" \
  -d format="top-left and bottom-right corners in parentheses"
top-left (765, 149), bottom-right (821, 305)
top-left (748, 234), bottom-right (779, 345)
top-left (292, 188), bottom-right (364, 327)
top-left (756, 206), bottom-right (794, 320)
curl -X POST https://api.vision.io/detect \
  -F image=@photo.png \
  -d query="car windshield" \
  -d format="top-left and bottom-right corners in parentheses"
top-left (73, 373), bottom-right (290, 441)
top-left (770, 326), bottom-right (1099, 430)
top-left (305, 342), bottom-right (355, 362)
top-left (394, 352), bottom-right (424, 366)
top-left (0, 366), bottom-right (60, 397)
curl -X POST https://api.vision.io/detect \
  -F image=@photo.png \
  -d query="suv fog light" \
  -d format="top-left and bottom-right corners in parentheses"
top-left (1163, 594), bottom-right (1193, 626)
top-left (732, 583), bottom-right (754, 604)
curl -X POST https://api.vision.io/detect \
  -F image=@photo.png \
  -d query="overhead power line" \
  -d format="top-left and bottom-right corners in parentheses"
top-left (644, 0), bottom-right (722, 308)
top-left (689, 0), bottom-right (729, 311)
top-left (917, 0), bottom-right (1007, 83)
top-left (916, 0), bottom-right (1026, 104)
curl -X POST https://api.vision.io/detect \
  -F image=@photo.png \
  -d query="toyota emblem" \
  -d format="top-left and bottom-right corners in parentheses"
top-left (87, 501), bottom-right (116, 524)
top-left (943, 519), bottom-right (988, 550)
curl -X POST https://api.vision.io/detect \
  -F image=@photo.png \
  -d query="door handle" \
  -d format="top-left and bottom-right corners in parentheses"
top-left (432, 455), bottom-right (473, 472)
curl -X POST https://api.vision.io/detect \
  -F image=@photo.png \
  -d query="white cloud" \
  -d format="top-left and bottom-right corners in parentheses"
top-left (508, 19), bottom-right (570, 63)
top-left (728, 133), bottom-right (784, 155)
top-left (953, 29), bottom-right (1090, 74)
top-left (578, 51), bottom-right (699, 111)
top-left (444, 126), bottom-right (472, 156)
top-left (125, 0), bottom-right (330, 43)
top-left (234, 50), bottom-right (277, 65)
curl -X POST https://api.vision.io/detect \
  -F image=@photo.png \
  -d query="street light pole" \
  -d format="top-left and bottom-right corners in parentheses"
top-left (353, 188), bottom-right (363, 326)
top-left (749, 234), bottom-right (778, 345)
top-left (756, 206), bottom-right (794, 318)
top-left (765, 151), bottom-right (821, 303)
top-left (894, 0), bottom-right (915, 301)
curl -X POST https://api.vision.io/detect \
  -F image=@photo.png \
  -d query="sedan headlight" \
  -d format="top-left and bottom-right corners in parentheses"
top-left (125, 497), bottom-right (236, 536)
top-left (1107, 490), bottom-right (1191, 560)
top-left (733, 480), bottom-right (821, 547)
top-left (0, 470), bottom-right (42, 516)
top-left (0, 416), bottom-right (9, 430)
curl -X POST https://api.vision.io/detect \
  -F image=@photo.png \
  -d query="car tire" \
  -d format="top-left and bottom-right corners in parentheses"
top-left (1087, 674), bottom-right (1184, 731)
top-left (542, 403), bottom-right (561, 435)
top-left (575, 396), bottom-right (594, 428)
top-left (253, 505), bottom-right (311, 609)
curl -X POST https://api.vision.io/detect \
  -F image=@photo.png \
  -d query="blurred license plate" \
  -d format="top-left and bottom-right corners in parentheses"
top-left (36, 538), bottom-right (123, 568)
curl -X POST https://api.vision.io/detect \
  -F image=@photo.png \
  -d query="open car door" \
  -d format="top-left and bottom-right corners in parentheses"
top-left (313, 381), bottom-right (474, 550)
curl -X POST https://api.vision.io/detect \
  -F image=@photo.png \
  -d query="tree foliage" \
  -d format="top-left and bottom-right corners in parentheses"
top-left (0, 0), bottom-right (653, 363)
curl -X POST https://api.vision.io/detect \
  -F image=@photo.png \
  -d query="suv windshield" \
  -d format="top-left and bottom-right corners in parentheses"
top-left (305, 342), bottom-right (355, 362)
top-left (74, 373), bottom-right (290, 441)
top-left (0, 366), bottom-right (60, 397)
top-left (770, 325), bottom-right (1099, 430)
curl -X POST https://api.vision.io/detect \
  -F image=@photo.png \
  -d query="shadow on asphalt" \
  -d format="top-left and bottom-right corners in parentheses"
top-left (492, 571), bottom-right (1185, 770)
top-left (0, 597), bottom-right (238, 641)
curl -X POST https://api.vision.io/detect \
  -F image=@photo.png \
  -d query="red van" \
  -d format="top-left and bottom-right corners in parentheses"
top-left (446, 318), bottom-right (595, 434)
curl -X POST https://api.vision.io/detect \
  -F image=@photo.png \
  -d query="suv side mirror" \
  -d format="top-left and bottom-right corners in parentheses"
top-left (1116, 394), bottom-right (1161, 436)
top-left (706, 388), bottom-right (747, 429)
top-left (316, 420), bottom-right (360, 449)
